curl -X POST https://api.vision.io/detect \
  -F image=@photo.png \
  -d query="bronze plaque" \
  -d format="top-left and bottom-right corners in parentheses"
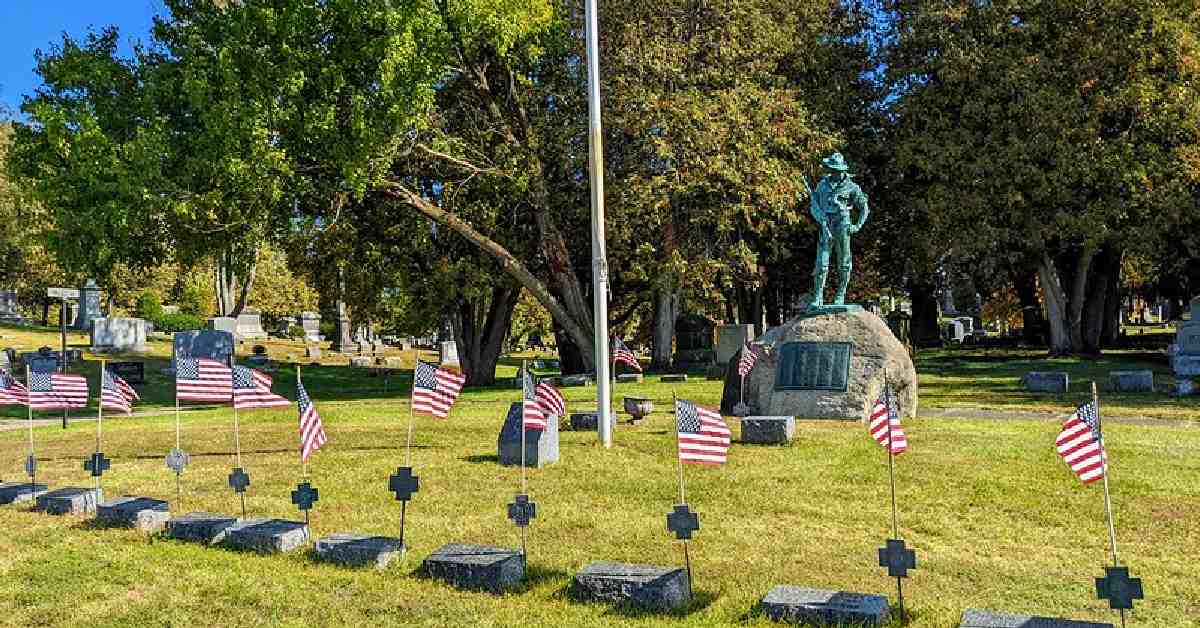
top-left (774, 342), bottom-right (852, 392)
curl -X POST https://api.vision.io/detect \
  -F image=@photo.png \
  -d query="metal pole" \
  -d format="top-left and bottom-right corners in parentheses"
top-left (60, 294), bottom-right (67, 429)
top-left (174, 391), bottom-right (182, 505)
top-left (584, 0), bottom-right (613, 449)
top-left (26, 365), bottom-right (34, 495)
top-left (1093, 382), bottom-right (1125, 628)
top-left (96, 360), bottom-right (104, 496)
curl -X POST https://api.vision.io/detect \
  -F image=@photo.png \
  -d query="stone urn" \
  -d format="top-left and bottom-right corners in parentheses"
top-left (623, 396), bottom-right (654, 424)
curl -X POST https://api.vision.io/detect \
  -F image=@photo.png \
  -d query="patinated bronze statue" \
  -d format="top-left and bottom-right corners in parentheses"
top-left (802, 152), bottom-right (870, 307)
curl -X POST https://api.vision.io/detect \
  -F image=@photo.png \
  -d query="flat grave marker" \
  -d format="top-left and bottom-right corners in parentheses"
top-left (420, 543), bottom-right (525, 593)
top-left (0, 482), bottom-right (48, 505)
top-left (166, 512), bottom-right (240, 545)
top-left (223, 518), bottom-right (310, 554)
top-left (760, 585), bottom-right (889, 627)
top-left (571, 561), bottom-right (690, 611)
top-left (96, 496), bottom-right (170, 532)
top-left (36, 487), bottom-right (103, 515)
top-left (314, 534), bottom-right (404, 569)
top-left (959, 609), bottom-right (1113, 628)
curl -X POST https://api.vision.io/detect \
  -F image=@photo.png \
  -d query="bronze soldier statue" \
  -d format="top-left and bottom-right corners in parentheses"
top-left (803, 152), bottom-right (870, 307)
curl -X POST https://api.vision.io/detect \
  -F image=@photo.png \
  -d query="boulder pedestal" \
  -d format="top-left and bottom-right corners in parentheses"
top-left (571, 561), bottom-right (690, 611)
top-left (420, 543), bottom-right (525, 593)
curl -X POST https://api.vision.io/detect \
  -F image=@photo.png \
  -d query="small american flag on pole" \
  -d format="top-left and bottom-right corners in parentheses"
top-left (297, 380), bottom-right (326, 462)
top-left (737, 343), bottom-right (759, 378)
top-left (522, 367), bottom-right (547, 430)
top-left (1056, 400), bottom-right (1106, 484)
top-left (0, 370), bottom-right (27, 406)
top-left (411, 361), bottom-right (466, 419)
top-left (868, 383), bottom-right (908, 454)
top-left (613, 337), bottom-right (642, 372)
top-left (536, 379), bottom-right (566, 419)
top-left (176, 358), bottom-right (233, 402)
top-left (28, 371), bottom-right (88, 410)
top-left (675, 399), bottom-right (731, 465)
top-left (100, 368), bottom-right (139, 414)
top-left (232, 366), bottom-right (291, 410)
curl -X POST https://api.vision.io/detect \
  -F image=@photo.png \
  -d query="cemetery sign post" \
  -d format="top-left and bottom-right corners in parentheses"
top-left (46, 287), bottom-right (80, 429)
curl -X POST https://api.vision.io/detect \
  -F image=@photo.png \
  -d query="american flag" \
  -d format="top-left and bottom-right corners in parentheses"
top-left (536, 379), bottom-right (566, 419)
top-left (868, 383), bottom-right (908, 455)
top-left (737, 343), bottom-right (759, 378)
top-left (1056, 400), bottom-right (1106, 484)
top-left (232, 366), bottom-right (291, 410)
top-left (613, 337), bottom-right (642, 372)
top-left (675, 399), bottom-right (731, 465)
top-left (176, 358), bottom-right (233, 402)
top-left (28, 371), bottom-right (89, 410)
top-left (100, 368), bottom-right (139, 414)
top-left (0, 370), bottom-right (28, 406)
top-left (297, 380), bottom-right (327, 462)
top-left (522, 367), bottom-right (547, 430)
top-left (411, 360), bottom-right (465, 419)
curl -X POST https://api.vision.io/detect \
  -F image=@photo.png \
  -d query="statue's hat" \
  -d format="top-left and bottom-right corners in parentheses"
top-left (822, 152), bottom-right (851, 172)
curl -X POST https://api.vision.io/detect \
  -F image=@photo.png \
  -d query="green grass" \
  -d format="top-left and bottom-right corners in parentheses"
top-left (0, 325), bottom-right (1197, 626)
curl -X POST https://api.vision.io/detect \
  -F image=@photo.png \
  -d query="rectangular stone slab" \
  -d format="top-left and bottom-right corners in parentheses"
top-left (616, 373), bottom-right (643, 383)
top-left (1109, 370), bottom-right (1154, 393)
top-left (761, 585), bottom-right (889, 627)
top-left (959, 609), bottom-right (1113, 628)
top-left (661, 374), bottom-right (688, 383)
top-left (740, 416), bottom-right (795, 444)
top-left (1023, 371), bottom-right (1069, 393)
top-left (223, 518), bottom-right (310, 554)
top-left (96, 496), bottom-right (170, 532)
top-left (569, 411), bottom-right (617, 432)
top-left (315, 533), bottom-right (403, 569)
top-left (167, 512), bottom-right (241, 545)
top-left (0, 482), bottom-right (48, 505)
top-left (420, 543), bottom-right (525, 593)
top-left (36, 487), bottom-right (102, 515)
top-left (572, 561), bottom-right (690, 612)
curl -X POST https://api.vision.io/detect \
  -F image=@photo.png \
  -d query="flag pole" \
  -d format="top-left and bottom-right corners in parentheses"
top-left (670, 389), bottom-right (693, 599)
top-left (884, 374), bottom-right (904, 622)
top-left (26, 365), bottom-right (35, 497)
top-left (585, 0), bottom-right (613, 450)
top-left (1093, 381), bottom-right (1125, 628)
top-left (174, 379), bottom-right (182, 506)
top-left (96, 359), bottom-right (105, 497)
top-left (234, 401), bottom-right (246, 519)
top-left (400, 347), bottom-right (417, 548)
top-left (520, 360), bottom-right (528, 557)
top-left (298, 365), bottom-right (306, 480)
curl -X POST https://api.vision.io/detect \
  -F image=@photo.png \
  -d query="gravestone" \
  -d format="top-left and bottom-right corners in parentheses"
top-left (943, 319), bottom-right (966, 343)
top-left (234, 311), bottom-right (268, 339)
top-left (569, 410), bottom-right (617, 432)
top-left (0, 290), bottom-right (24, 324)
top-left (760, 585), bottom-right (889, 627)
top-left (350, 356), bottom-right (372, 368)
top-left (315, 534), bottom-right (404, 569)
top-left (673, 314), bottom-right (716, 370)
top-left (22, 348), bottom-right (61, 373)
top-left (886, 310), bottom-right (911, 346)
top-left (662, 374), bottom-right (688, 383)
top-left (1171, 296), bottom-right (1200, 394)
top-left (90, 317), bottom-right (148, 352)
top-left (716, 324), bottom-right (755, 366)
top-left (562, 374), bottom-right (593, 387)
top-left (958, 609), bottom-right (1113, 628)
top-left (300, 312), bottom-right (322, 342)
top-left (571, 561), bottom-right (690, 611)
top-left (275, 316), bottom-right (297, 337)
top-left (740, 416), bottom-right (795, 444)
top-left (1024, 372), bottom-right (1069, 393)
top-left (305, 346), bottom-right (322, 360)
top-left (171, 330), bottom-right (235, 372)
top-left (223, 518), bottom-right (310, 553)
top-left (110, 362), bottom-right (145, 385)
top-left (616, 373), bottom-right (643, 383)
top-left (36, 487), bottom-right (103, 515)
top-left (956, 316), bottom-right (975, 335)
top-left (439, 341), bottom-right (460, 368)
top-left (0, 482), bottom-right (48, 504)
top-left (96, 496), bottom-right (170, 532)
top-left (73, 279), bottom-right (103, 331)
top-left (497, 402), bottom-right (559, 467)
top-left (1109, 370), bottom-right (1154, 393)
top-left (206, 317), bottom-right (238, 336)
top-left (420, 543), bottom-right (525, 593)
top-left (166, 512), bottom-right (240, 544)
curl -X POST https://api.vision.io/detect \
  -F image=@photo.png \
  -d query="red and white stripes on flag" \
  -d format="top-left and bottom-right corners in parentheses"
top-left (232, 366), bottom-right (291, 410)
top-left (100, 368), bottom-right (139, 414)
top-left (411, 361), bottom-right (466, 419)
top-left (613, 337), bottom-right (642, 373)
top-left (28, 371), bottom-right (88, 410)
top-left (1056, 400), bottom-right (1107, 484)
top-left (176, 358), bottom-right (233, 402)
top-left (0, 370), bottom-right (28, 406)
top-left (522, 368), bottom-right (547, 430)
top-left (297, 380), bottom-right (327, 462)
top-left (737, 343), bottom-right (759, 378)
top-left (675, 399), bottom-right (731, 465)
top-left (535, 380), bottom-right (566, 419)
top-left (868, 383), bottom-right (908, 454)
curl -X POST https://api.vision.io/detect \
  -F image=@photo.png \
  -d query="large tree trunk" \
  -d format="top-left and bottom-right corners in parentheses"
top-left (1101, 251), bottom-right (1122, 347)
top-left (215, 249), bottom-right (256, 317)
top-left (651, 281), bottom-right (678, 370)
top-left (452, 284), bottom-right (519, 386)
top-left (737, 283), bottom-right (765, 336)
top-left (1068, 243), bottom-right (1097, 354)
top-left (1081, 246), bottom-right (1123, 352)
top-left (909, 281), bottom-right (941, 348)
top-left (1038, 250), bottom-right (1072, 355)
top-left (1014, 268), bottom-right (1045, 345)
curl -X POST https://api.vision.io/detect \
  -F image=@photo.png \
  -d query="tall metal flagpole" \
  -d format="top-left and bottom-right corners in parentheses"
top-left (1093, 381), bottom-right (1126, 628)
top-left (585, 0), bottom-right (613, 449)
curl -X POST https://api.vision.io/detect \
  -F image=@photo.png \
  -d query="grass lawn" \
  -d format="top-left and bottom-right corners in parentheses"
top-left (0, 325), bottom-right (1197, 626)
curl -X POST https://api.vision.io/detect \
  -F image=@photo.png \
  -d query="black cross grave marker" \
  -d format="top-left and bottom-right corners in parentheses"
top-left (24, 454), bottom-right (37, 477)
top-left (291, 482), bottom-right (319, 512)
top-left (666, 504), bottom-right (700, 541)
top-left (84, 452), bottom-right (111, 478)
top-left (228, 467), bottom-right (250, 493)
top-left (1096, 566), bottom-right (1144, 610)
top-left (388, 466), bottom-right (419, 502)
top-left (507, 493), bottom-right (537, 528)
top-left (878, 538), bottom-right (917, 578)
top-left (165, 448), bottom-right (190, 474)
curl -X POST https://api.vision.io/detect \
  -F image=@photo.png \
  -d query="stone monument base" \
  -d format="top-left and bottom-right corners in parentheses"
top-left (571, 561), bottom-right (690, 611)
top-left (420, 543), bottom-right (525, 593)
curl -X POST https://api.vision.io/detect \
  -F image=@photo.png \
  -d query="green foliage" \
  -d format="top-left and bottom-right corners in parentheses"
top-left (135, 291), bottom-right (164, 321)
top-left (177, 285), bottom-right (209, 318)
top-left (151, 312), bottom-right (204, 333)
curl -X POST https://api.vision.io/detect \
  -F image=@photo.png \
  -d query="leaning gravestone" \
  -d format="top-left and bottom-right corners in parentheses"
top-left (760, 585), bottom-right (889, 627)
top-left (171, 330), bottom-right (235, 373)
top-left (166, 512), bottom-right (240, 544)
top-left (223, 518), bottom-right (310, 554)
top-left (420, 543), bottom-right (525, 593)
top-left (96, 496), bottom-right (170, 533)
top-left (716, 324), bottom-right (755, 366)
top-left (90, 317), bottom-right (148, 352)
top-left (497, 402), bottom-right (559, 467)
top-left (315, 534), bottom-right (404, 569)
top-left (958, 609), bottom-right (1113, 628)
top-left (36, 487), bottom-right (103, 515)
top-left (571, 561), bottom-right (690, 611)
top-left (0, 482), bottom-right (48, 504)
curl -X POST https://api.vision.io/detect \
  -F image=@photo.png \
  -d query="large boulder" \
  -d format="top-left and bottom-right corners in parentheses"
top-left (725, 310), bottom-right (917, 421)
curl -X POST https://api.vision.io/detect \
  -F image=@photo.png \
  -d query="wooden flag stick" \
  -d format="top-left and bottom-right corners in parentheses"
top-left (670, 390), bottom-right (693, 598)
top-left (883, 373), bottom-right (905, 623)
top-left (404, 347), bottom-right (417, 467)
top-left (298, 366), bottom-right (307, 480)
top-left (95, 359), bottom-right (105, 495)
top-left (174, 392), bottom-right (182, 506)
top-left (1093, 381), bottom-right (1126, 628)
top-left (26, 365), bottom-right (35, 495)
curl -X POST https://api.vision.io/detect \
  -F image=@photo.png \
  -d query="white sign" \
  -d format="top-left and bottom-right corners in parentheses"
top-left (46, 287), bottom-right (81, 299)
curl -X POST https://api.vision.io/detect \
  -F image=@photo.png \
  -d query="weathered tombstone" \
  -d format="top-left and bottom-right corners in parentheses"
top-left (1171, 296), bottom-right (1200, 394)
top-left (571, 561), bottom-right (690, 611)
top-left (497, 402), bottom-right (559, 467)
top-left (760, 586), bottom-right (889, 627)
top-left (0, 290), bottom-right (24, 323)
top-left (315, 534), bottom-right (404, 569)
top-left (569, 410), bottom-right (617, 432)
top-left (958, 609), bottom-right (1113, 628)
top-left (886, 310), bottom-right (911, 346)
top-left (662, 373), bottom-right (688, 383)
top-left (96, 496), bottom-right (170, 532)
top-left (73, 279), bottom-right (103, 331)
top-left (234, 310), bottom-right (268, 339)
top-left (616, 373), bottom-right (643, 383)
top-left (673, 314), bottom-right (716, 370)
top-left (166, 512), bottom-right (240, 544)
top-left (716, 324), bottom-right (755, 366)
top-left (305, 346), bottom-right (322, 360)
top-left (439, 340), bottom-right (460, 368)
top-left (171, 330), bottom-right (235, 372)
top-left (36, 487), bottom-right (103, 515)
top-left (110, 362), bottom-right (145, 385)
top-left (420, 543), bottom-right (525, 593)
top-left (223, 518), bottom-right (310, 554)
top-left (740, 416), bottom-right (795, 444)
top-left (1109, 370), bottom-right (1154, 393)
top-left (0, 482), bottom-right (48, 504)
top-left (943, 319), bottom-right (966, 343)
top-left (90, 317), bottom-right (148, 352)
top-left (1023, 371), bottom-right (1069, 393)
top-left (206, 316), bottom-right (239, 336)
top-left (300, 311), bottom-right (322, 342)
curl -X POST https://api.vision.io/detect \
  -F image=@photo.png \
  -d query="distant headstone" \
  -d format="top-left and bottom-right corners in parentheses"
top-left (497, 402), bottom-right (559, 467)
top-left (350, 356), bottom-right (373, 368)
top-left (439, 341), bottom-right (460, 368)
top-left (22, 348), bottom-right (60, 374)
top-left (90, 317), bottom-right (148, 352)
top-left (305, 346), bottom-right (322, 359)
top-left (172, 330), bottom-right (235, 371)
top-left (97, 496), bottom-right (170, 532)
top-left (1109, 370), bottom-right (1154, 393)
top-left (943, 319), bottom-right (966, 343)
top-left (562, 374), bottom-right (593, 387)
top-left (1023, 371), bottom-right (1069, 393)
top-left (420, 543), bottom-right (525, 593)
top-left (234, 311), bottom-right (268, 339)
top-left (166, 512), bottom-right (240, 544)
top-left (206, 317), bottom-right (238, 336)
top-left (300, 312), bottom-right (322, 342)
top-left (315, 534), bottom-right (404, 569)
top-left (0, 482), bottom-right (48, 504)
top-left (958, 609), bottom-right (1113, 628)
top-left (36, 487), bottom-right (103, 515)
top-left (109, 362), bottom-right (145, 385)
top-left (569, 410), bottom-right (617, 432)
top-left (886, 310), bottom-right (911, 346)
top-left (0, 290), bottom-right (24, 324)
top-left (1172, 296), bottom-right (1200, 394)
top-left (716, 324), bottom-right (755, 366)
top-left (616, 373), bottom-right (643, 383)
top-left (740, 416), bottom-right (795, 444)
top-left (760, 585), bottom-right (889, 627)
top-left (673, 314), bottom-right (716, 369)
top-left (223, 518), bottom-right (310, 554)
top-left (73, 279), bottom-right (103, 331)
top-left (571, 561), bottom-right (690, 611)
top-left (661, 374), bottom-right (688, 383)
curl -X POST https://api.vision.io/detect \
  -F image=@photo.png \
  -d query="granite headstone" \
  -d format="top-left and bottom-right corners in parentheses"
top-left (420, 543), bottom-right (525, 593)
top-left (760, 585), bottom-right (889, 627)
top-left (497, 402), bottom-right (559, 467)
top-left (571, 561), bottom-right (690, 611)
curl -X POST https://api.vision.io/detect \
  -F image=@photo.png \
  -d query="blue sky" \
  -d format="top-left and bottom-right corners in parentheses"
top-left (0, 1), bottom-right (163, 116)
